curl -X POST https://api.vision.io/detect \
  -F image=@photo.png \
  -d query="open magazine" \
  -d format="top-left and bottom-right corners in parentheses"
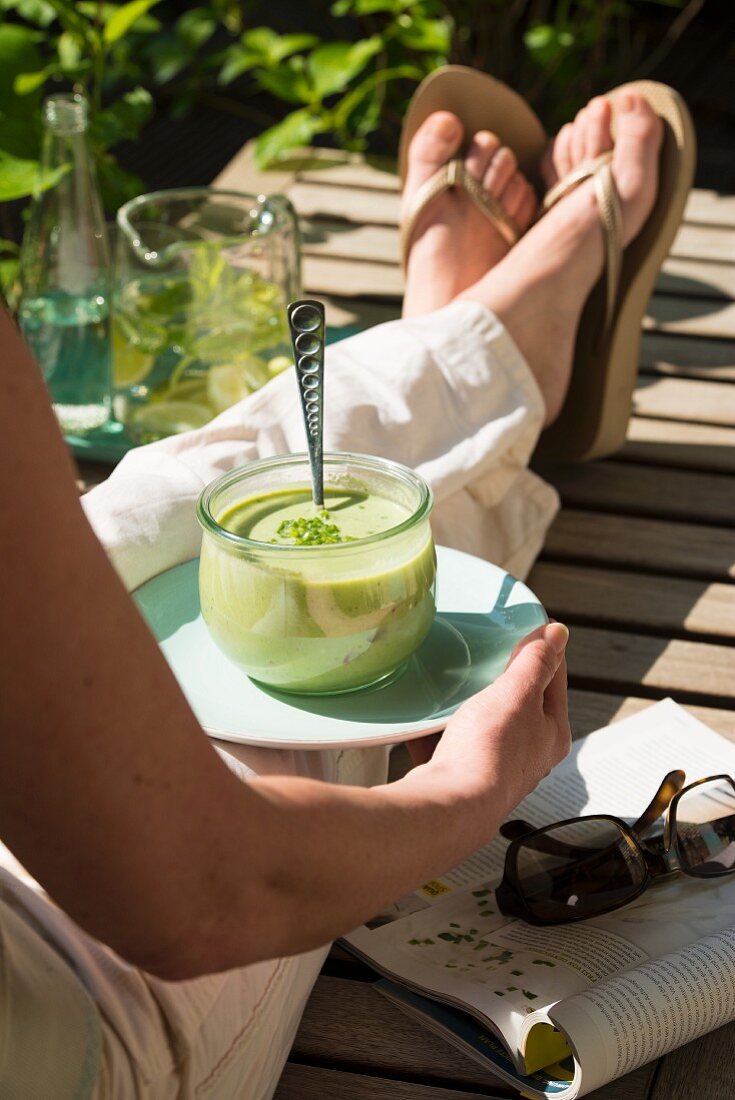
top-left (343, 699), bottom-right (735, 1098)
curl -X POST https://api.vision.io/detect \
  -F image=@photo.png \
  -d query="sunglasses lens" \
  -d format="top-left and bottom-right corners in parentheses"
top-left (514, 818), bottom-right (646, 921)
top-left (675, 779), bottom-right (735, 877)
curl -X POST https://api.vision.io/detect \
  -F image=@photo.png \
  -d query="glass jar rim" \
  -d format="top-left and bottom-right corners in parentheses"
top-left (117, 187), bottom-right (294, 237)
top-left (196, 452), bottom-right (433, 553)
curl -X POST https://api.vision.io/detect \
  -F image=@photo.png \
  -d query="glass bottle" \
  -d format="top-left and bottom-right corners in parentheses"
top-left (19, 92), bottom-right (112, 435)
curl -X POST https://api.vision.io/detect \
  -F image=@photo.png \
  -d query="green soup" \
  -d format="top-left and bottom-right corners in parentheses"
top-left (199, 486), bottom-right (436, 694)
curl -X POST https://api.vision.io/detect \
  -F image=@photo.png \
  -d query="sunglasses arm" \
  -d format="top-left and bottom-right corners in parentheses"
top-left (631, 770), bottom-right (686, 838)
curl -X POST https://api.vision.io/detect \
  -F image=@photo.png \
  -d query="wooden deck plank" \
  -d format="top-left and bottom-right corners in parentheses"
top-left (542, 462), bottom-right (735, 526)
top-left (290, 975), bottom-right (510, 1091)
top-left (276, 1062), bottom-right (656, 1100)
top-left (683, 189), bottom-right (735, 228)
top-left (648, 1023), bottom-right (735, 1100)
top-left (527, 562), bottom-right (735, 640)
top-left (542, 509), bottom-right (735, 580)
top-left (565, 626), bottom-right (735, 706)
top-left (621, 418), bottom-right (735, 472)
top-left (643, 295), bottom-right (735, 340)
top-left (565, 690), bottom-right (735, 742)
top-left (670, 224), bottom-right (735, 264)
top-left (632, 376), bottom-right (735, 426)
top-left (640, 332), bottom-right (735, 382)
top-left (276, 1064), bottom-right (512, 1099)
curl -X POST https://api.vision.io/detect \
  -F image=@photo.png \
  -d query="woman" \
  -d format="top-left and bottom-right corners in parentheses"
top-left (0, 87), bottom-right (663, 1096)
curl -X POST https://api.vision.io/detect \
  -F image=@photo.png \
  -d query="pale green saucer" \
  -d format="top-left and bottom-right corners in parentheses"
top-left (134, 546), bottom-right (547, 749)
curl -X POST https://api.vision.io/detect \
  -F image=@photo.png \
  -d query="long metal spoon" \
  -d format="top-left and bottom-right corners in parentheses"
top-left (287, 298), bottom-right (326, 508)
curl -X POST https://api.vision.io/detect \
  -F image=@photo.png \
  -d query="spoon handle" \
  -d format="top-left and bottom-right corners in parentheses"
top-left (287, 299), bottom-right (326, 509)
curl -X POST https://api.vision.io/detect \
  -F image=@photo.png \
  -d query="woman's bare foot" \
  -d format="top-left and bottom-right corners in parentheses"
top-left (402, 111), bottom-right (537, 318)
top-left (459, 93), bottom-right (663, 425)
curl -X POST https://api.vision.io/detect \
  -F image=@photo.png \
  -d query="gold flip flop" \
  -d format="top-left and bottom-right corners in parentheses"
top-left (398, 65), bottom-right (548, 272)
top-left (535, 80), bottom-right (697, 463)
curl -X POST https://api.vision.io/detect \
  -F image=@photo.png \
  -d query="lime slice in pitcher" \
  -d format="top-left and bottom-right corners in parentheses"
top-left (129, 399), bottom-right (213, 441)
top-left (112, 326), bottom-right (155, 389)
top-left (207, 363), bottom-right (251, 414)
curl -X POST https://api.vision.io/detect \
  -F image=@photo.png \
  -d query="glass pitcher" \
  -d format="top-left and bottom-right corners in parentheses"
top-left (114, 188), bottom-right (301, 443)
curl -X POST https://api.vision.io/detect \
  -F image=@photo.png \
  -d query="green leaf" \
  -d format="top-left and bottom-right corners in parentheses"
top-left (240, 27), bottom-right (318, 67)
top-left (1, 0), bottom-right (57, 25)
top-left (90, 86), bottom-right (153, 147)
top-left (257, 59), bottom-right (312, 105)
top-left (333, 63), bottom-right (421, 132)
top-left (524, 22), bottom-right (575, 68)
top-left (13, 68), bottom-right (49, 95)
top-left (332, 0), bottom-right (407, 13)
top-left (396, 16), bottom-right (452, 53)
top-left (103, 0), bottom-right (161, 45)
top-left (176, 7), bottom-right (217, 51)
top-left (307, 37), bottom-right (381, 100)
top-left (77, 1), bottom-right (160, 31)
top-left (0, 149), bottom-right (66, 201)
top-left (0, 24), bottom-right (43, 110)
top-left (0, 239), bottom-right (20, 256)
top-left (217, 45), bottom-right (261, 85)
top-left (57, 30), bottom-right (82, 70)
top-left (254, 108), bottom-right (324, 167)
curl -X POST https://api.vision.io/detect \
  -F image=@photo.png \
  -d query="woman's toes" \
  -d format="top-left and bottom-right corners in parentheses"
top-left (552, 123), bottom-right (574, 181)
top-left (499, 173), bottom-right (527, 221)
top-left (570, 106), bottom-right (589, 165)
top-left (405, 111), bottom-right (463, 193)
top-left (483, 145), bottom-right (517, 199)
top-left (584, 96), bottom-right (613, 159)
top-left (518, 184), bottom-right (538, 229)
top-left (465, 130), bottom-right (500, 183)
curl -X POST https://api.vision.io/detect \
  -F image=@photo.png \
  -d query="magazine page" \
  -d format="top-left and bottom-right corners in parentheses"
top-left (536, 925), bottom-right (735, 1096)
top-left (345, 700), bottom-right (735, 1088)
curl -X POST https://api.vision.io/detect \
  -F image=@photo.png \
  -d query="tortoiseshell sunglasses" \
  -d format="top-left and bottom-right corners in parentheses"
top-left (495, 771), bottom-right (735, 925)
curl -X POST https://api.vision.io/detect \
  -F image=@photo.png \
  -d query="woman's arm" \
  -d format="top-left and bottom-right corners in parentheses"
top-left (0, 308), bottom-right (569, 980)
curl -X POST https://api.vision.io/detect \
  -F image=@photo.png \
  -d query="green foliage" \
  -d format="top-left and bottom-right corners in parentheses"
top-left (0, 0), bottom-right (691, 297)
top-left (0, 0), bottom-right (163, 218)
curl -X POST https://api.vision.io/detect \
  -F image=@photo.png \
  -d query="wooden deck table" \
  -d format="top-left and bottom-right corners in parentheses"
top-left (77, 143), bottom-right (735, 1099)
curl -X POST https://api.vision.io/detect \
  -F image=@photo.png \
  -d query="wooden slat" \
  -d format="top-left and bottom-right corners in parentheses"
top-left (542, 509), bottom-right (735, 580)
top-left (290, 975), bottom-right (509, 1091)
top-left (276, 1062), bottom-right (657, 1100)
top-left (632, 376), bottom-right (735, 426)
top-left (304, 220), bottom-right (735, 301)
top-left (658, 257), bottom-right (735, 300)
top-left (304, 255), bottom-right (403, 299)
top-left (542, 462), bottom-right (735, 527)
top-left (640, 332), bottom-right (735, 382)
top-left (684, 190), bottom-right (735, 228)
top-left (566, 625), bottom-right (735, 706)
top-left (276, 1064), bottom-right (511, 1099)
top-left (622, 418), bottom-right (735, 473)
top-left (323, 294), bottom-right (398, 329)
top-left (670, 224), bottom-right (735, 265)
top-left (528, 562), bottom-right (735, 640)
top-left (290, 180), bottom-right (401, 225)
top-left (298, 156), bottom-right (400, 192)
top-left (566, 690), bottom-right (735, 742)
top-left (644, 296), bottom-right (735, 340)
top-left (648, 1023), bottom-right (735, 1100)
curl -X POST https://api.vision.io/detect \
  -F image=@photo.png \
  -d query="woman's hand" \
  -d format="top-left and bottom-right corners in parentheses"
top-left (408, 622), bottom-right (571, 845)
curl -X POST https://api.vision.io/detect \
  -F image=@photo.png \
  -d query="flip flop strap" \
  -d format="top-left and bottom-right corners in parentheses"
top-left (400, 158), bottom-right (521, 272)
top-left (543, 151), bottom-right (623, 335)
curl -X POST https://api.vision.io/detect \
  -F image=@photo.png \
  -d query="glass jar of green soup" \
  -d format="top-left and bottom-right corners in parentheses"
top-left (197, 453), bottom-right (436, 695)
